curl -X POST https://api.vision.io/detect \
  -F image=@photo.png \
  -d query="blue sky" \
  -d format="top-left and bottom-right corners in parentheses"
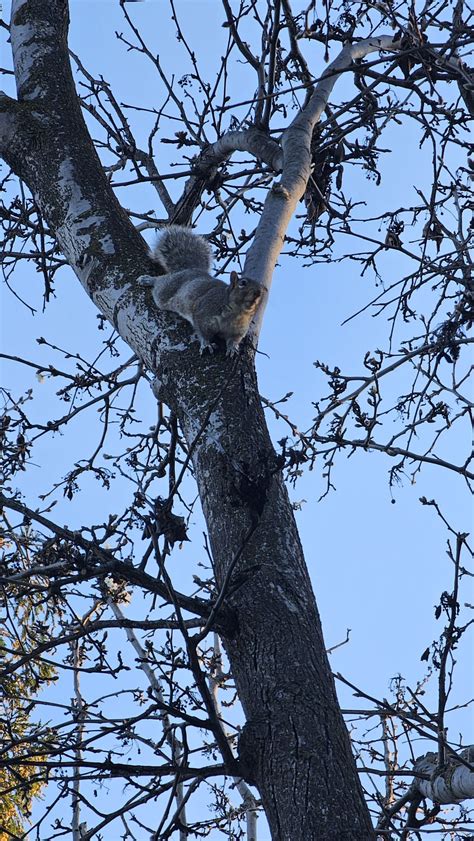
top-left (1, 1), bottom-right (473, 836)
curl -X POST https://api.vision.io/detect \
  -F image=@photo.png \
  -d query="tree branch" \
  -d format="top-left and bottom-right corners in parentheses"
top-left (244, 35), bottom-right (403, 335)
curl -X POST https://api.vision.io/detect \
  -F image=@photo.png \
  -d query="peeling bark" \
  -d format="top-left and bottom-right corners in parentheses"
top-left (412, 747), bottom-right (474, 804)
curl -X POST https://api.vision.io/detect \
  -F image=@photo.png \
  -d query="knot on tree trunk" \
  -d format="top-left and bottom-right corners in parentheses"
top-left (237, 715), bottom-right (271, 786)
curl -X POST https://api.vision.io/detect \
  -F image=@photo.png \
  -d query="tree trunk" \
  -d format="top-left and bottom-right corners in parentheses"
top-left (163, 354), bottom-right (375, 839)
top-left (1, 0), bottom-right (375, 837)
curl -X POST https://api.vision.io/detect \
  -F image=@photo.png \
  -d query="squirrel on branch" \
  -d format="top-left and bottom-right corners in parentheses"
top-left (139, 226), bottom-right (262, 355)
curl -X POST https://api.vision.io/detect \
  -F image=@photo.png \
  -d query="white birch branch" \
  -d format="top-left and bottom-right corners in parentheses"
top-left (172, 129), bottom-right (282, 224)
top-left (411, 747), bottom-right (474, 804)
top-left (243, 35), bottom-right (402, 337)
top-left (71, 641), bottom-right (85, 841)
top-left (207, 633), bottom-right (258, 841)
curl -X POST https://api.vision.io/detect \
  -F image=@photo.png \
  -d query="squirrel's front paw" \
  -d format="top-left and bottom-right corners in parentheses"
top-left (225, 340), bottom-right (241, 357)
top-left (198, 340), bottom-right (216, 356)
top-left (137, 275), bottom-right (156, 287)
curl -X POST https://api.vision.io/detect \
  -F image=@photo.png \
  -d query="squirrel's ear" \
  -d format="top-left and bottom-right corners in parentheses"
top-left (230, 271), bottom-right (240, 288)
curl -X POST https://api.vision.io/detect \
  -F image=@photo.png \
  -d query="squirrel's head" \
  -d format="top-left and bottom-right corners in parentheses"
top-left (229, 271), bottom-right (262, 311)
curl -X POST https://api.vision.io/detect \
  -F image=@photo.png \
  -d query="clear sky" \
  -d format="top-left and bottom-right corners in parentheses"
top-left (1, 1), bottom-right (473, 837)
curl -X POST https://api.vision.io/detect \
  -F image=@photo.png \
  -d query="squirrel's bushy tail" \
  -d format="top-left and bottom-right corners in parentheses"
top-left (152, 225), bottom-right (212, 273)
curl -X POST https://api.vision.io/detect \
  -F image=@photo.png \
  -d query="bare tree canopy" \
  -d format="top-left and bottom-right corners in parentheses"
top-left (0, 1), bottom-right (473, 840)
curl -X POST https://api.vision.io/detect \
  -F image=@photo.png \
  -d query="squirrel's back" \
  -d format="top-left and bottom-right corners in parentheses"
top-left (141, 224), bottom-right (261, 354)
top-left (151, 225), bottom-right (212, 273)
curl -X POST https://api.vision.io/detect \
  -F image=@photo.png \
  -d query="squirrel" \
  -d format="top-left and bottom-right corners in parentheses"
top-left (139, 226), bottom-right (262, 355)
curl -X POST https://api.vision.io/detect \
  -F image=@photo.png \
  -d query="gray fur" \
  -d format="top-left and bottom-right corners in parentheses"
top-left (140, 227), bottom-right (261, 354)
top-left (150, 225), bottom-right (212, 273)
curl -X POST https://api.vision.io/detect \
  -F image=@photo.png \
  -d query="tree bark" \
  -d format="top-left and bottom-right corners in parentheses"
top-left (412, 748), bottom-right (474, 804)
top-left (1, 1), bottom-right (376, 837)
top-left (165, 357), bottom-right (375, 839)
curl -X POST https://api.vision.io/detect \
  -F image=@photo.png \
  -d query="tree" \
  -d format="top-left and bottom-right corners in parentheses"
top-left (0, 1), bottom-right (472, 839)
